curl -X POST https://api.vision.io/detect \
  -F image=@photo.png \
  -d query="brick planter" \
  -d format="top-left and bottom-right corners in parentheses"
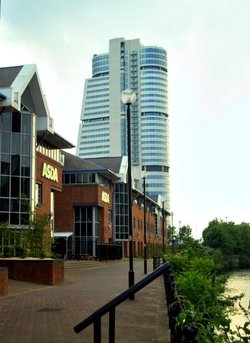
top-left (0, 267), bottom-right (8, 294)
top-left (0, 259), bottom-right (64, 285)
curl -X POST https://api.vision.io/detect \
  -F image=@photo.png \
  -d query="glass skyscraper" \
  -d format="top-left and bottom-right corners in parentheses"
top-left (77, 38), bottom-right (169, 205)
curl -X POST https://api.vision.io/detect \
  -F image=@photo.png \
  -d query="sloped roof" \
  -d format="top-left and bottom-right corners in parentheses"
top-left (85, 157), bottom-right (123, 174)
top-left (63, 152), bottom-right (120, 182)
top-left (0, 66), bottom-right (23, 87)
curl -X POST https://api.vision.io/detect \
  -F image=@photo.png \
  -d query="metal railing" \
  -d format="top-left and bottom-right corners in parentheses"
top-left (73, 262), bottom-right (170, 342)
top-left (73, 259), bottom-right (198, 343)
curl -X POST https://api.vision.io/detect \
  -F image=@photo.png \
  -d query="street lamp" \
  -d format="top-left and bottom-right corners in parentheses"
top-left (142, 172), bottom-right (147, 274)
top-left (162, 201), bottom-right (165, 253)
top-left (121, 89), bottom-right (137, 299)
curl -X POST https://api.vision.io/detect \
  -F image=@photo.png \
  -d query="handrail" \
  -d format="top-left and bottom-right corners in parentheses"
top-left (73, 262), bottom-right (171, 340)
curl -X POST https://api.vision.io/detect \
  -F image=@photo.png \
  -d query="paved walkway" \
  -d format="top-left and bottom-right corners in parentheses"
top-left (0, 259), bottom-right (170, 342)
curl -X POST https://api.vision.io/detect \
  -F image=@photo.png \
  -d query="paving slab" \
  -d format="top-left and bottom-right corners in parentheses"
top-left (0, 258), bottom-right (170, 342)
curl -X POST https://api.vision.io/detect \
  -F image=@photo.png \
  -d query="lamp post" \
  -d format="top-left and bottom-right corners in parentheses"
top-left (162, 201), bottom-right (165, 253)
top-left (121, 89), bottom-right (137, 299)
top-left (142, 172), bottom-right (147, 274)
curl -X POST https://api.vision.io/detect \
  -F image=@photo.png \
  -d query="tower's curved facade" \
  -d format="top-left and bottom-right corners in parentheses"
top-left (77, 38), bottom-right (169, 205)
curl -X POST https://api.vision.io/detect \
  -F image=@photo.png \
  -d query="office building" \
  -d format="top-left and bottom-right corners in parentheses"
top-left (0, 65), bottom-right (73, 246)
top-left (77, 37), bottom-right (169, 206)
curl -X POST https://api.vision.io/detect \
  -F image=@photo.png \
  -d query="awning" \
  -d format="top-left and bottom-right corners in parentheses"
top-left (54, 232), bottom-right (73, 238)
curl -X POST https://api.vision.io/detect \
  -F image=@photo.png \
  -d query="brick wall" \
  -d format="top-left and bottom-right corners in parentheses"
top-left (0, 259), bottom-right (64, 285)
top-left (55, 184), bottom-right (113, 243)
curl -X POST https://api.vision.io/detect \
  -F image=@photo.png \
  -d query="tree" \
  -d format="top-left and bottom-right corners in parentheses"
top-left (203, 218), bottom-right (250, 268)
top-left (179, 224), bottom-right (192, 243)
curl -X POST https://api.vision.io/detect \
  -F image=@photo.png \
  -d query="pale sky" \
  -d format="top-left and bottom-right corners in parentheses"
top-left (1, 0), bottom-right (250, 238)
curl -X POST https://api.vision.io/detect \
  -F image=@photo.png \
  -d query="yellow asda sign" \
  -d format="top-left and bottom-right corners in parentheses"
top-left (42, 163), bottom-right (58, 183)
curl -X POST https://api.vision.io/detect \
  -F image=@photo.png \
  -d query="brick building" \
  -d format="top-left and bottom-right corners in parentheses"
top-left (54, 152), bottom-right (169, 258)
top-left (0, 65), bottom-right (74, 249)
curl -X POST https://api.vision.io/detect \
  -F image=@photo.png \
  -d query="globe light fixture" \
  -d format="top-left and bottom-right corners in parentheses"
top-left (121, 89), bottom-right (136, 105)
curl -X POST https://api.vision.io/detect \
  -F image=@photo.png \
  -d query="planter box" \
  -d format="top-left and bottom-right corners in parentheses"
top-left (0, 259), bottom-right (64, 285)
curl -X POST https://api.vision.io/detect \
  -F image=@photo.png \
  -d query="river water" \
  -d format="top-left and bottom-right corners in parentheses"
top-left (226, 270), bottom-right (250, 329)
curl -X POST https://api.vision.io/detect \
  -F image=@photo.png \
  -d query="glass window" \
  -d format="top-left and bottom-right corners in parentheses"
top-left (75, 207), bottom-right (80, 222)
top-left (87, 222), bottom-right (92, 236)
top-left (0, 176), bottom-right (9, 196)
top-left (22, 113), bottom-right (31, 133)
top-left (11, 198), bottom-right (19, 212)
top-left (11, 155), bottom-right (20, 175)
top-left (11, 133), bottom-right (21, 154)
top-left (21, 178), bottom-right (30, 198)
top-left (10, 212), bottom-right (19, 225)
top-left (77, 173), bottom-right (82, 183)
top-left (75, 223), bottom-right (80, 236)
top-left (1, 132), bottom-right (10, 153)
top-left (22, 135), bottom-right (30, 155)
top-left (0, 198), bottom-right (9, 211)
top-left (2, 112), bottom-right (11, 131)
top-left (12, 112), bottom-right (21, 132)
top-left (81, 207), bottom-right (86, 221)
top-left (0, 213), bottom-right (8, 222)
top-left (1, 154), bottom-right (10, 175)
top-left (11, 177), bottom-right (20, 197)
top-left (21, 214), bottom-right (29, 225)
top-left (21, 156), bottom-right (30, 176)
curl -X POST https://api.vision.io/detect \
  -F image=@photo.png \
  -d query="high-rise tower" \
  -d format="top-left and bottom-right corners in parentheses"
top-left (77, 37), bottom-right (169, 204)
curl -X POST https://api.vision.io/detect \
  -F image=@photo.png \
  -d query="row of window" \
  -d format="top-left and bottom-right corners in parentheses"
top-left (86, 93), bottom-right (109, 100)
top-left (63, 173), bottom-right (96, 185)
top-left (141, 59), bottom-right (166, 67)
top-left (81, 129), bottom-right (109, 137)
top-left (141, 134), bottom-right (167, 139)
top-left (141, 69), bottom-right (167, 76)
top-left (141, 128), bottom-right (166, 133)
top-left (83, 117), bottom-right (109, 124)
top-left (81, 139), bottom-right (109, 145)
top-left (78, 150), bottom-right (109, 156)
top-left (141, 87), bottom-right (167, 94)
top-left (83, 110), bottom-right (109, 117)
top-left (0, 175), bottom-right (30, 198)
top-left (88, 75), bottom-right (109, 83)
top-left (87, 82), bottom-right (109, 89)
top-left (142, 152), bottom-right (167, 158)
top-left (84, 104), bottom-right (109, 111)
top-left (143, 158), bottom-right (168, 163)
top-left (79, 144), bottom-right (109, 151)
top-left (142, 146), bottom-right (167, 151)
top-left (86, 87), bottom-right (109, 94)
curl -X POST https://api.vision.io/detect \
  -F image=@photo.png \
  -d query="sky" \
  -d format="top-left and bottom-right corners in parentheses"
top-left (1, 0), bottom-right (250, 239)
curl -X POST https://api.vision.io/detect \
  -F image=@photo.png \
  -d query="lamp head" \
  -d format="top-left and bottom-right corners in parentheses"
top-left (121, 89), bottom-right (136, 105)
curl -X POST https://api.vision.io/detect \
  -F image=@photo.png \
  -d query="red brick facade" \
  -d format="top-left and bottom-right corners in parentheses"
top-left (55, 183), bottom-right (113, 243)
top-left (35, 152), bottom-right (63, 247)
top-left (54, 180), bottom-right (168, 258)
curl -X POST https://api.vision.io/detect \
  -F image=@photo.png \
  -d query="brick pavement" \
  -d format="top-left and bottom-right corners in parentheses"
top-left (0, 259), bottom-right (170, 343)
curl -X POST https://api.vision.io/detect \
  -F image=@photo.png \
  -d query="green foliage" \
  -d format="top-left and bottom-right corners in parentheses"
top-left (146, 243), bottom-right (164, 258)
top-left (203, 219), bottom-right (250, 269)
top-left (0, 212), bottom-right (51, 258)
top-left (165, 241), bottom-right (249, 342)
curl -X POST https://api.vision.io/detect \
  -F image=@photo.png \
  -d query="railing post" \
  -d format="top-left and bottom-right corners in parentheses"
top-left (94, 317), bottom-right (101, 343)
top-left (109, 308), bottom-right (115, 343)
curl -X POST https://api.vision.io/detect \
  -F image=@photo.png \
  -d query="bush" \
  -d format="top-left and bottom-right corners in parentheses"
top-left (3, 246), bottom-right (14, 257)
top-left (15, 246), bottom-right (28, 258)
